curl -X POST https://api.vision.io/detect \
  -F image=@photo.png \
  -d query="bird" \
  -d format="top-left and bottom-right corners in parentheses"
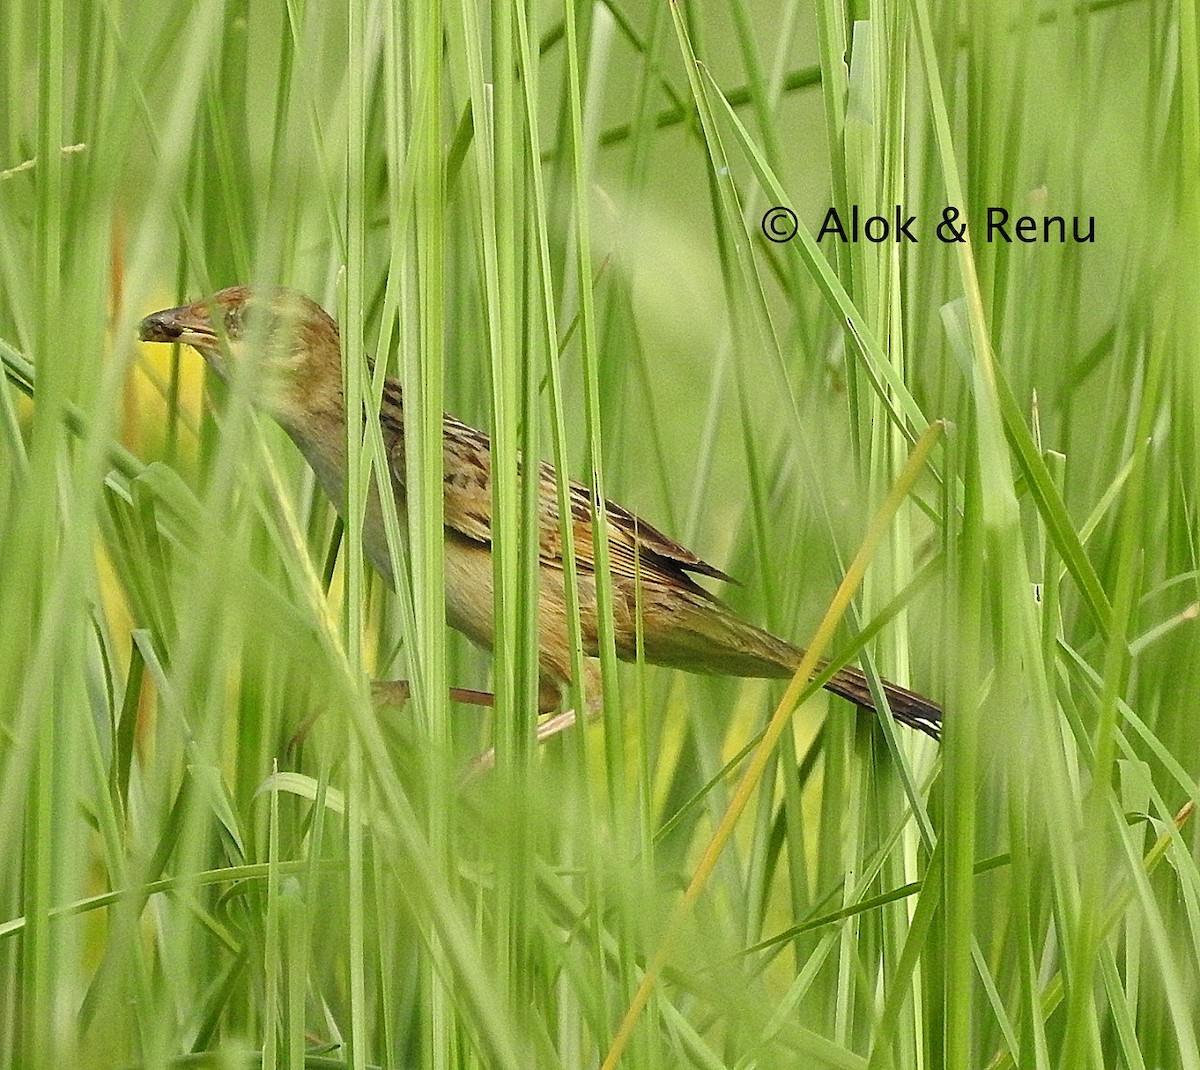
top-left (138, 286), bottom-right (941, 739)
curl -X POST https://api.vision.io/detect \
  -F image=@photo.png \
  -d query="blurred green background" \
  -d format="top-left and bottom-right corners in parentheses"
top-left (1, 1), bottom-right (1197, 1068)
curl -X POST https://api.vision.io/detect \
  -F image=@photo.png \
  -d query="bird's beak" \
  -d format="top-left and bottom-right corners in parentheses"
top-left (139, 304), bottom-right (218, 349)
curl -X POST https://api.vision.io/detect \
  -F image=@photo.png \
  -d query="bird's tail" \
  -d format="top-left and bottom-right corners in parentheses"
top-left (643, 599), bottom-right (942, 740)
top-left (820, 661), bottom-right (942, 740)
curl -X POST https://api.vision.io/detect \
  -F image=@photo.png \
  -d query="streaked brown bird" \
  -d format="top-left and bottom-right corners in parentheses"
top-left (139, 287), bottom-right (941, 739)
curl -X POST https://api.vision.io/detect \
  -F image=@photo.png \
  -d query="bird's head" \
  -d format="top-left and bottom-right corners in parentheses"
top-left (139, 286), bottom-right (343, 428)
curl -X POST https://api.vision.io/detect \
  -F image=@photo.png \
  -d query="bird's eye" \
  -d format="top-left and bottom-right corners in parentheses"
top-left (224, 306), bottom-right (244, 337)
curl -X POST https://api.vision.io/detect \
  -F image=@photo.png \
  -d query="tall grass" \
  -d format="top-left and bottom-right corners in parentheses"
top-left (1, 0), bottom-right (1197, 1067)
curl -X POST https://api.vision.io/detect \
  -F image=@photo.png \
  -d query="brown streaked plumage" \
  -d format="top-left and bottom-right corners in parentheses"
top-left (139, 286), bottom-right (941, 739)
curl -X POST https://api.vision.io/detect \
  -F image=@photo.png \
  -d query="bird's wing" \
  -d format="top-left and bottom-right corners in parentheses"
top-left (543, 469), bottom-right (736, 586)
top-left (385, 401), bottom-right (734, 588)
